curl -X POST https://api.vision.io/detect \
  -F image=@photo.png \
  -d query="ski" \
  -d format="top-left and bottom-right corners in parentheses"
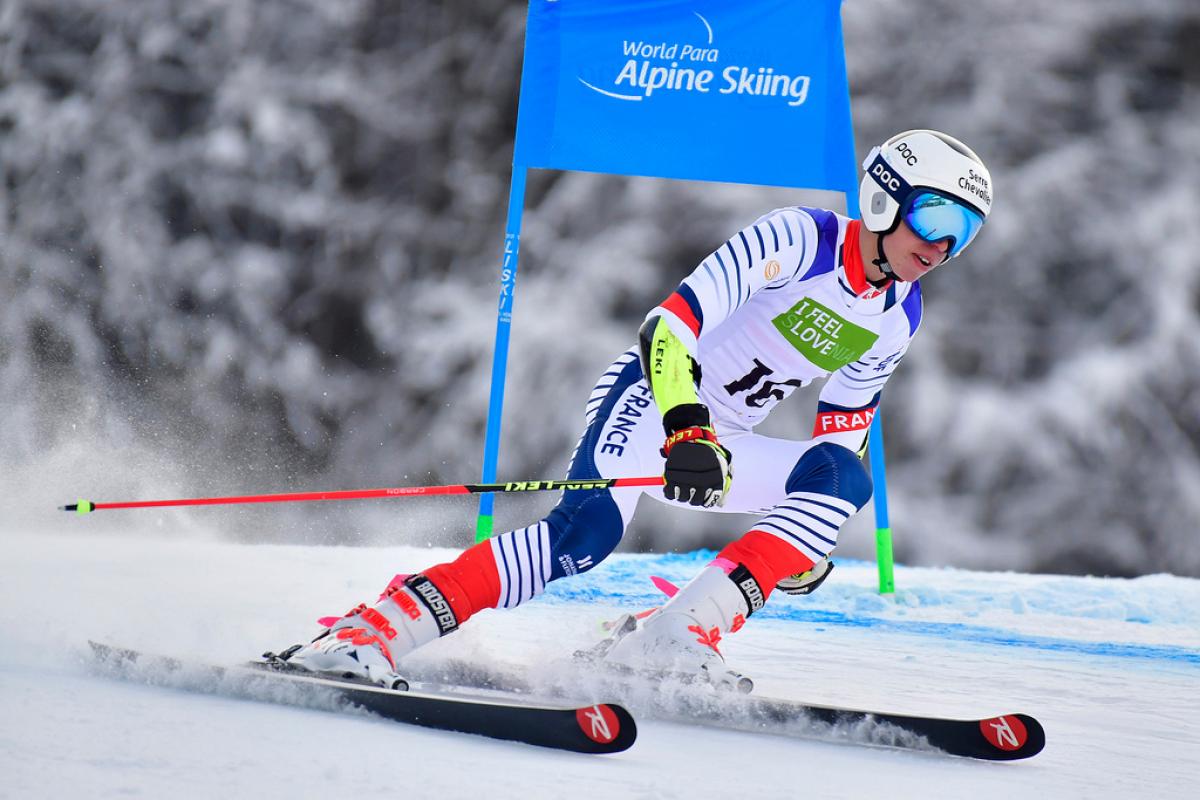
top-left (87, 642), bottom-right (636, 755)
top-left (400, 657), bottom-right (1045, 761)
top-left (650, 691), bottom-right (1045, 761)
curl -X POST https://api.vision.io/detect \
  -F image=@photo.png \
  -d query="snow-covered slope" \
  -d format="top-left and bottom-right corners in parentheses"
top-left (2, 532), bottom-right (1197, 799)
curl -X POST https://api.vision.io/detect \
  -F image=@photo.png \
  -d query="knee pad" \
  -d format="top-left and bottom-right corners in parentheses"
top-left (786, 442), bottom-right (873, 511)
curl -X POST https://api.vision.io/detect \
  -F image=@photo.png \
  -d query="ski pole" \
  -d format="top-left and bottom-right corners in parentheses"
top-left (60, 476), bottom-right (665, 515)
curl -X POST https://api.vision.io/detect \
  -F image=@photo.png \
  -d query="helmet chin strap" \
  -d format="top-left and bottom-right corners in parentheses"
top-left (870, 232), bottom-right (903, 286)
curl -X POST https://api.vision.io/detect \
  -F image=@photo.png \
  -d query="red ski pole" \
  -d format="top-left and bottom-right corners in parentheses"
top-left (60, 476), bottom-right (665, 514)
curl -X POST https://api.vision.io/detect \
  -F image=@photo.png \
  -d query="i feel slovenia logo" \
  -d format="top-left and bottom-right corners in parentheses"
top-left (577, 10), bottom-right (811, 107)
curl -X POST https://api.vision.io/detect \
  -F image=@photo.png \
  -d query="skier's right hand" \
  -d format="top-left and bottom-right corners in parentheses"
top-left (660, 404), bottom-right (732, 508)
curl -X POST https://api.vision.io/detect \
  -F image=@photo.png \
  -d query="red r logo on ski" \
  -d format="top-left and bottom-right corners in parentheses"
top-left (980, 715), bottom-right (1028, 751)
top-left (576, 704), bottom-right (620, 744)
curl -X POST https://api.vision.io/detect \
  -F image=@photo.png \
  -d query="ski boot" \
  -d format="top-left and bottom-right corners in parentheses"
top-left (600, 561), bottom-right (759, 693)
top-left (273, 575), bottom-right (456, 689)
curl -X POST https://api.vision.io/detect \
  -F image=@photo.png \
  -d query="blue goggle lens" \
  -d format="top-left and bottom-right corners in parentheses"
top-left (902, 191), bottom-right (984, 259)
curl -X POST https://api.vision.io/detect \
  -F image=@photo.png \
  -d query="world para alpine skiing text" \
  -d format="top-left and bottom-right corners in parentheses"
top-left (614, 59), bottom-right (810, 106)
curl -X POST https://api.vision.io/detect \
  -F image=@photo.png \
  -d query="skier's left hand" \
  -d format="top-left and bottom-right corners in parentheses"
top-left (660, 405), bottom-right (732, 508)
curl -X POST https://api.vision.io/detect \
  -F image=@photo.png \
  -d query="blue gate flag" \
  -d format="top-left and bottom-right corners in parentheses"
top-left (514, 0), bottom-right (856, 192)
top-left (478, 0), bottom-right (870, 545)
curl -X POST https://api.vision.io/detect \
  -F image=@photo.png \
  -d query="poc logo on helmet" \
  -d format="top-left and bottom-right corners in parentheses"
top-left (871, 162), bottom-right (901, 192)
top-left (894, 141), bottom-right (918, 166)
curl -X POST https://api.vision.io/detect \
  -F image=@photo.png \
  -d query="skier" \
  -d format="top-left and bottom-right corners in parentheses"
top-left (280, 129), bottom-right (993, 688)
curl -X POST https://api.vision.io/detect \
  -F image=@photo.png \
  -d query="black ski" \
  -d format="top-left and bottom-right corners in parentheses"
top-left (653, 691), bottom-right (1045, 761)
top-left (401, 657), bottom-right (1045, 761)
top-left (87, 642), bottom-right (636, 755)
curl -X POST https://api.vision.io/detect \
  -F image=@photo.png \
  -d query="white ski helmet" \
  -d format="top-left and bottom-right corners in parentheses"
top-left (859, 129), bottom-right (992, 261)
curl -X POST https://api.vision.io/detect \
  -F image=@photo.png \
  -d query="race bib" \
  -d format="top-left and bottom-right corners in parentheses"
top-left (772, 297), bottom-right (878, 371)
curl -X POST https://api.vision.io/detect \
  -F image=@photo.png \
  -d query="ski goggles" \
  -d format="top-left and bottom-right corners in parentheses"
top-left (901, 190), bottom-right (985, 259)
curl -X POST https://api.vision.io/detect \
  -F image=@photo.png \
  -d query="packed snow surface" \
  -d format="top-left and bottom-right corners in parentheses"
top-left (2, 532), bottom-right (1198, 799)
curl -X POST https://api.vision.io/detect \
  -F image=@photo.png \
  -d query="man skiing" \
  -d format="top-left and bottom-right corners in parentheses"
top-left (280, 129), bottom-right (993, 688)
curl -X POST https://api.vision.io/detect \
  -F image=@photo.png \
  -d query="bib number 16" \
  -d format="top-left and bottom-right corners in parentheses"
top-left (723, 358), bottom-right (803, 409)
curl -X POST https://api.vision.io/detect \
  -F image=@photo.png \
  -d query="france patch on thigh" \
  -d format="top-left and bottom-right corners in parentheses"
top-left (596, 381), bottom-right (655, 462)
top-left (571, 354), bottom-right (661, 484)
top-left (545, 357), bottom-right (662, 585)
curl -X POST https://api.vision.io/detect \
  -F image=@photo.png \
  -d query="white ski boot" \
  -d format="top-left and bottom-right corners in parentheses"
top-left (602, 562), bottom-right (760, 692)
top-left (283, 576), bottom-right (455, 688)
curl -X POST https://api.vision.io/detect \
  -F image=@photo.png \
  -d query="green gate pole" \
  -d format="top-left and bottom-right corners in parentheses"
top-left (867, 412), bottom-right (895, 594)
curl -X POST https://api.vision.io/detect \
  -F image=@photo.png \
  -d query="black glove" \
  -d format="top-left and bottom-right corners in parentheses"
top-left (660, 404), bottom-right (732, 508)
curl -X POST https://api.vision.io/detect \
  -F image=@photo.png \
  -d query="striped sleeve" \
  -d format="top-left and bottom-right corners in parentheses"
top-left (645, 207), bottom-right (817, 355)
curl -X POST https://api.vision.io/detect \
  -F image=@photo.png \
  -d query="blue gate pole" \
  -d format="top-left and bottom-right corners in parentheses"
top-left (867, 412), bottom-right (895, 593)
top-left (475, 166), bottom-right (528, 542)
top-left (843, 181), bottom-right (895, 594)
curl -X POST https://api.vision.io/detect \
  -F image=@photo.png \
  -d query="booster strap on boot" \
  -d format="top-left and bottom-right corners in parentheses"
top-left (726, 564), bottom-right (766, 616)
top-left (402, 575), bottom-right (460, 636)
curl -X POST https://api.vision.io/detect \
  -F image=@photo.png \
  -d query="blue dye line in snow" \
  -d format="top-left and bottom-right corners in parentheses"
top-left (767, 609), bottom-right (1200, 665)
top-left (537, 552), bottom-right (1200, 666)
